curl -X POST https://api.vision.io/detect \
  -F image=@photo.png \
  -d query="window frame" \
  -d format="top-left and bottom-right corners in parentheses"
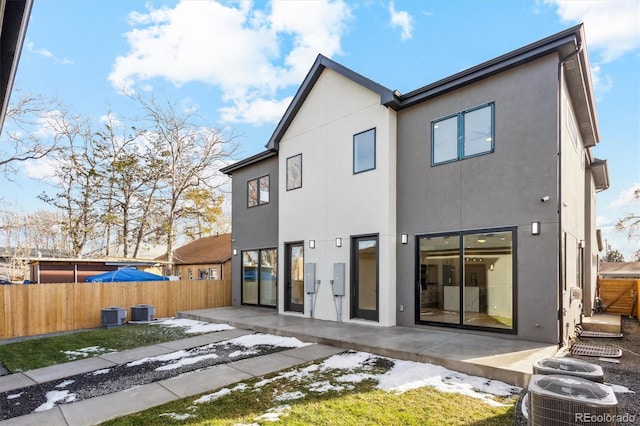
top-left (353, 128), bottom-right (376, 174)
top-left (247, 174), bottom-right (270, 208)
top-left (431, 102), bottom-right (495, 166)
top-left (286, 153), bottom-right (302, 191)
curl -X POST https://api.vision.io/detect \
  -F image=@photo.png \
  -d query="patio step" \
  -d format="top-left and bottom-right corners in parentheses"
top-left (581, 313), bottom-right (621, 334)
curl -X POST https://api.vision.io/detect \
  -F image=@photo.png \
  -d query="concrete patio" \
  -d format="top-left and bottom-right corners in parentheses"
top-left (179, 306), bottom-right (559, 387)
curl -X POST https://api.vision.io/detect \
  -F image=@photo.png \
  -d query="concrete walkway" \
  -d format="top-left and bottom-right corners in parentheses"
top-left (0, 328), bottom-right (344, 425)
top-left (180, 306), bottom-right (558, 387)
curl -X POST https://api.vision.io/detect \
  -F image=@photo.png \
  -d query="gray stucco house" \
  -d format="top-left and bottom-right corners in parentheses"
top-left (221, 24), bottom-right (610, 346)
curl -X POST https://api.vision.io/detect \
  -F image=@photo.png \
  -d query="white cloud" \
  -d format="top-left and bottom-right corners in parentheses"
top-left (109, 0), bottom-right (352, 125)
top-left (589, 64), bottom-right (613, 95)
top-left (608, 183), bottom-right (640, 210)
top-left (25, 41), bottom-right (73, 64)
top-left (544, 0), bottom-right (640, 63)
top-left (389, 1), bottom-right (413, 41)
top-left (23, 156), bottom-right (56, 180)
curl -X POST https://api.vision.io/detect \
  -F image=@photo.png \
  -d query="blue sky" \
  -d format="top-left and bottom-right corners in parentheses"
top-left (2, 0), bottom-right (639, 259)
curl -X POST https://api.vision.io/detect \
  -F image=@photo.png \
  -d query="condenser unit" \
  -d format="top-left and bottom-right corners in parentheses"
top-left (528, 374), bottom-right (617, 426)
top-left (533, 357), bottom-right (604, 383)
top-left (101, 307), bottom-right (126, 327)
top-left (130, 304), bottom-right (155, 322)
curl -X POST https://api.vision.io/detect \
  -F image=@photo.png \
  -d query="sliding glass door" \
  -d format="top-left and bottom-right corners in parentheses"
top-left (242, 248), bottom-right (277, 307)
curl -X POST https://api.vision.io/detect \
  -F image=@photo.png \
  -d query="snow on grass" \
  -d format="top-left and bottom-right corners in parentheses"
top-left (254, 405), bottom-right (291, 422)
top-left (154, 318), bottom-right (234, 334)
top-left (159, 412), bottom-right (195, 420)
top-left (193, 383), bottom-right (248, 404)
top-left (62, 346), bottom-right (115, 360)
top-left (275, 390), bottom-right (305, 401)
top-left (34, 390), bottom-right (76, 412)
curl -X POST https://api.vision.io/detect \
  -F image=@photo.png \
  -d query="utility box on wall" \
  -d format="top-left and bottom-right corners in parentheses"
top-left (333, 263), bottom-right (345, 296)
top-left (304, 263), bottom-right (316, 294)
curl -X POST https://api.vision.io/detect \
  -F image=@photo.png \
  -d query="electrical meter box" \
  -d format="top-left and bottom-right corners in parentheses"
top-left (332, 263), bottom-right (345, 296)
top-left (304, 263), bottom-right (316, 294)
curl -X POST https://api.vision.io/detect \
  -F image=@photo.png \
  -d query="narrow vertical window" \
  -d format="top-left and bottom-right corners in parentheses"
top-left (248, 179), bottom-right (258, 207)
top-left (286, 154), bottom-right (302, 190)
top-left (259, 175), bottom-right (270, 204)
top-left (247, 175), bottom-right (270, 207)
top-left (353, 128), bottom-right (376, 173)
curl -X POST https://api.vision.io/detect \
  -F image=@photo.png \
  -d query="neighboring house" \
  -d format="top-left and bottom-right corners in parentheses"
top-left (0, 0), bottom-right (32, 134)
top-left (599, 262), bottom-right (640, 279)
top-left (159, 233), bottom-right (232, 281)
top-left (221, 24), bottom-right (609, 346)
top-left (28, 258), bottom-right (164, 283)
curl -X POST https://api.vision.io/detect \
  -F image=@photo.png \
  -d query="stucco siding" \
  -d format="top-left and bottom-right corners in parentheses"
top-left (396, 54), bottom-right (561, 343)
top-left (278, 68), bottom-right (397, 326)
top-left (230, 156), bottom-right (279, 306)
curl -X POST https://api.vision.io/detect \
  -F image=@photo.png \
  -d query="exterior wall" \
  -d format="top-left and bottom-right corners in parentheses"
top-left (560, 76), bottom-right (589, 343)
top-left (229, 156), bottom-right (279, 306)
top-left (176, 261), bottom-right (231, 281)
top-left (396, 55), bottom-right (561, 343)
top-left (277, 68), bottom-right (398, 326)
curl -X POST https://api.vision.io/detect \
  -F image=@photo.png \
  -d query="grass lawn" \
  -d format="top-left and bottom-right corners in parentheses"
top-left (103, 353), bottom-right (517, 426)
top-left (0, 323), bottom-right (201, 372)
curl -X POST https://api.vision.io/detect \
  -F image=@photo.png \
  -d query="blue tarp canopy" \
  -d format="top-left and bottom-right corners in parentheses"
top-left (86, 268), bottom-right (168, 282)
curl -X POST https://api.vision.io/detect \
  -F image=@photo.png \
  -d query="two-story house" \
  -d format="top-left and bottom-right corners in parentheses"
top-left (221, 24), bottom-right (609, 346)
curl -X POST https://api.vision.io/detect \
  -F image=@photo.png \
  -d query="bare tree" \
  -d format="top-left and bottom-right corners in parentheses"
top-left (132, 94), bottom-right (237, 272)
top-left (616, 187), bottom-right (640, 261)
top-left (0, 91), bottom-right (63, 179)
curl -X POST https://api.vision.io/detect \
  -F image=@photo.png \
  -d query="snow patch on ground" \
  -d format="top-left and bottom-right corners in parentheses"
top-left (34, 390), bottom-right (77, 412)
top-left (55, 380), bottom-right (74, 388)
top-left (92, 369), bottom-right (110, 376)
top-left (153, 318), bottom-right (234, 333)
top-left (159, 412), bottom-right (195, 420)
top-left (275, 390), bottom-right (305, 401)
top-left (254, 404), bottom-right (291, 422)
top-left (193, 383), bottom-right (248, 404)
top-left (607, 383), bottom-right (635, 393)
top-left (225, 334), bottom-right (310, 349)
top-left (62, 346), bottom-right (114, 360)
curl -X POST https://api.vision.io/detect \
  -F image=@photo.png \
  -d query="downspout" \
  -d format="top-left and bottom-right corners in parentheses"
top-left (557, 40), bottom-right (583, 347)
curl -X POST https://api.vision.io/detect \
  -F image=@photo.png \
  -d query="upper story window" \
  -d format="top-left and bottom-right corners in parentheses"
top-left (248, 175), bottom-right (270, 207)
top-left (431, 103), bottom-right (494, 166)
top-left (353, 128), bottom-right (376, 174)
top-left (286, 154), bottom-right (302, 191)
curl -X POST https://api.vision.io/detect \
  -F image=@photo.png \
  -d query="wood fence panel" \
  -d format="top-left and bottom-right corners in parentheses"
top-left (0, 279), bottom-right (231, 339)
top-left (598, 278), bottom-right (639, 316)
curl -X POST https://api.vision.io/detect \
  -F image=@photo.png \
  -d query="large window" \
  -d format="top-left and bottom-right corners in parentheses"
top-left (248, 175), bottom-right (270, 207)
top-left (353, 128), bottom-right (376, 174)
top-left (417, 227), bottom-right (515, 332)
top-left (432, 103), bottom-right (494, 165)
top-left (242, 249), bottom-right (277, 307)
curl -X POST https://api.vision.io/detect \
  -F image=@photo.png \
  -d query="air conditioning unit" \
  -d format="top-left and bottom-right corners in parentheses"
top-left (130, 304), bottom-right (155, 322)
top-left (528, 374), bottom-right (617, 426)
top-left (533, 357), bottom-right (604, 383)
top-left (101, 307), bottom-right (126, 327)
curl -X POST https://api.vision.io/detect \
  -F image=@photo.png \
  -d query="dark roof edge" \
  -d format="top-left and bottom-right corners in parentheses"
top-left (398, 25), bottom-right (582, 107)
top-left (266, 54), bottom-right (397, 150)
top-left (220, 149), bottom-right (278, 175)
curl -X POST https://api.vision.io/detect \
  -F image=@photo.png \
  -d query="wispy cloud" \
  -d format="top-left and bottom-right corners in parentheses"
top-left (608, 183), bottom-right (640, 210)
top-left (25, 41), bottom-right (73, 64)
top-left (108, 0), bottom-right (352, 126)
top-left (389, 1), bottom-right (413, 41)
top-left (544, 0), bottom-right (640, 63)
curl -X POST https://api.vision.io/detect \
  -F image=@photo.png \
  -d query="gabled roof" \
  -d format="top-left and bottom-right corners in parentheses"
top-left (266, 55), bottom-right (398, 150)
top-left (227, 24), bottom-right (601, 171)
top-left (220, 149), bottom-right (277, 175)
top-left (160, 233), bottom-right (232, 265)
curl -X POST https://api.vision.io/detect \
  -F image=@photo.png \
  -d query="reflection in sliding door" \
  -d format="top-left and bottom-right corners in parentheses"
top-left (418, 235), bottom-right (460, 324)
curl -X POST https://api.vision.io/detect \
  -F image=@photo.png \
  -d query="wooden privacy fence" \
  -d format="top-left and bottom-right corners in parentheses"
top-left (598, 278), bottom-right (639, 317)
top-left (0, 279), bottom-right (231, 339)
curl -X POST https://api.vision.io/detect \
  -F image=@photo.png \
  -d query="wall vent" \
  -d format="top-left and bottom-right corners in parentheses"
top-left (101, 307), bottom-right (126, 327)
top-left (528, 374), bottom-right (617, 426)
top-left (533, 357), bottom-right (604, 383)
top-left (130, 304), bottom-right (155, 322)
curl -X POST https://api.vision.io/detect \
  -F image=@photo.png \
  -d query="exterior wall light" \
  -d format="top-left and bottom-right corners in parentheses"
top-left (401, 234), bottom-right (409, 244)
top-left (232, 248), bottom-right (238, 256)
top-left (531, 222), bottom-right (540, 235)
top-left (335, 237), bottom-right (342, 247)
top-left (309, 240), bottom-right (316, 249)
